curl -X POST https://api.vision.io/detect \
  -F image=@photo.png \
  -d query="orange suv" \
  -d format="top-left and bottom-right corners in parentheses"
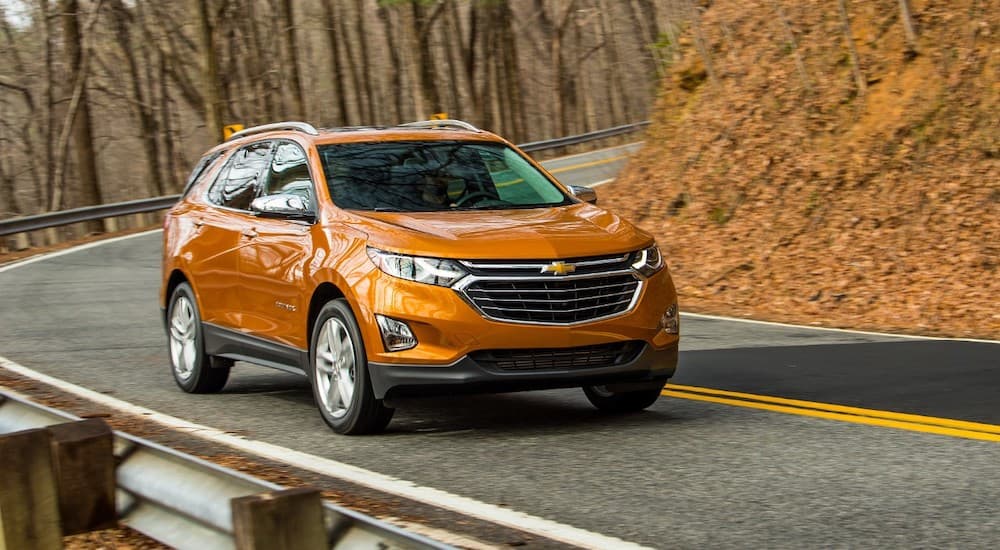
top-left (160, 120), bottom-right (679, 434)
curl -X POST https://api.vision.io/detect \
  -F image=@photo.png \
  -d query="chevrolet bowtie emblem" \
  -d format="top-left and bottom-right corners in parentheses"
top-left (541, 261), bottom-right (577, 275)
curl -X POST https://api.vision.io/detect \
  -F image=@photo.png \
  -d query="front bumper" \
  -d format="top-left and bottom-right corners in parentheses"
top-left (369, 341), bottom-right (678, 400)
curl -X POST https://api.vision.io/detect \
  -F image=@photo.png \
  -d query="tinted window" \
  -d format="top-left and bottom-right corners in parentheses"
top-left (182, 151), bottom-right (222, 197)
top-left (261, 142), bottom-right (313, 210)
top-left (207, 142), bottom-right (273, 210)
top-left (317, 142), bottom-right (569, 212)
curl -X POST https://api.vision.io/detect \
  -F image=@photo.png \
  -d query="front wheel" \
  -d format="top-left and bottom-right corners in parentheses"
top-left (309, 299), bottom-right (394, 435)
top-left (167, 283), bottom-right (230, 393)
top-left (583, 383), bottom-right (665, 413)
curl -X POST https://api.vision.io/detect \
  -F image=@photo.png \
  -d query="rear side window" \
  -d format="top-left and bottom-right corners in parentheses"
top-left (181, 151), bottom-right (223, 197)
top-left (207, 141), bottom-right (273, 210)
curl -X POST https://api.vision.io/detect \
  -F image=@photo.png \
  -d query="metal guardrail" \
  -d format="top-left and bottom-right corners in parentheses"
top-left (0, 121), bottom-right (650, 238)
top-left (0, 195), bottom-right (180, 237)
top-left (517, 121), bottom-right (650, 152)
top-left (0, 390), bottom-right (451, 549)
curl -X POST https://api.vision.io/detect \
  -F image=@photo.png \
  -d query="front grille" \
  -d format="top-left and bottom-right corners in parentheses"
top-left (471, 341), bottom-right (644, 371)
top-left (463, 273), bottom-right (640, 324)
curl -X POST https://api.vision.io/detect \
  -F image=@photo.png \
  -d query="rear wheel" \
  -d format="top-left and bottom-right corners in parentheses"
top-left (167, 283), bottom-right (230, 393)
top-left (309, 299), bottom-right (394, 435)
top-left (583, 382), bottom-right (665, 413)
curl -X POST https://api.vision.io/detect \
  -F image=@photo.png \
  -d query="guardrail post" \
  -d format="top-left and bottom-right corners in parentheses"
top-left (47, 419), bottom-right (117, 535)
top-left (231, 487), bottom-right (327, 550)
top-left (0, 428), bottom-right (62, 550)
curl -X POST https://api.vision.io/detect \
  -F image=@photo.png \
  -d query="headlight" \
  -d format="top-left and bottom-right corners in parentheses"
top-left (631, 245), bottom-right (664, 277)
top-left (366, 247), bottom-right (468, 287)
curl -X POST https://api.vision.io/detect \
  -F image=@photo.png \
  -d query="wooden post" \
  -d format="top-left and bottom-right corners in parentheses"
top-left (231, 488), bottom-right (327, 550)
top-left (47, 419), bottom-right (117, 535)
top-left (12, 233), bottom-right (30, 251)
top-left (0, 428), bottom-right (62, 550)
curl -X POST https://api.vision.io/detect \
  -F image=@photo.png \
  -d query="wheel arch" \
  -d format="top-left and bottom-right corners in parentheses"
top-left (306, 282), bottom-right (347, 346)
top-left (164, 269), bottom-right (191, 325)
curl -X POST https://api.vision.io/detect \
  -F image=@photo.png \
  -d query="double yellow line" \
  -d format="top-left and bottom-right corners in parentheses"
top-left (663, 384), bottom-right (1000, 442)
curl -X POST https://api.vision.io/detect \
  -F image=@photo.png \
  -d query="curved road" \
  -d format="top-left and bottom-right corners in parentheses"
top-left (1, 147), bottom-right (998, 548)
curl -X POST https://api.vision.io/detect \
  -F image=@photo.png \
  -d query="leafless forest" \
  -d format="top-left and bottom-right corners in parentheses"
top-left (0, 0), bottom-right (688, 222)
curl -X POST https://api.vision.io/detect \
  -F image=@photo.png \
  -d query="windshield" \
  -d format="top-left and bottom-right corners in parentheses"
top-left (318, 141), bottom-right (572, 212)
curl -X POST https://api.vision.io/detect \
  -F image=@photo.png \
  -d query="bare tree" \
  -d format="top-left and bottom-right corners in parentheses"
top-left (53, 0), bottom-right (105, 227)
top-left (837, 0), bottom-right (867, 97)
top-left (279, 0), bottom-right (306, 118)
top-left (109, 0), bottom-right (165, 196)
top-left (899, 0), bottom-right (918, 57)
top-left (195, 0), bottom-right (223, 140)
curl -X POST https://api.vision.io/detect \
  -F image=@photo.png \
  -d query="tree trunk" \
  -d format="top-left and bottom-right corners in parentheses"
top-left (279, 0), bottom-right (306, 118)
top-left (899, 0), bottom-right (918, 56)
top-left (337, 1), bottom-right (364, 124)
top-left (686, 0), bottom-right (718, 86)
top-left (110, 0), bottom-right (165, 197)
top-left (837, 0), bottom-right (867, 96)
top-left (321, 0), bottom-right (351, 125)
top-left (772, 0), bottom-right (812, 92)
top-left (354, 0), bottom-right (375, 123)
top-left (376, 4), bottom-right (404, 123)
top-left (412, 1), bottom-right (445, 116)
top-left (245, 0), bottom-right (277, 121)
top-left (58, 0), bottom-right (104, 229)
top-left (196, 0), bottom-right (223, 141)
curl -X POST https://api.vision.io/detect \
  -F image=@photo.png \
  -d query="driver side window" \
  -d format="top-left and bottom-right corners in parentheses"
top-left (260, 142), bottom-right (314, 210)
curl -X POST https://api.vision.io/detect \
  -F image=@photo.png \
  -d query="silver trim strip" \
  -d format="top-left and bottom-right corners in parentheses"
top-left (453, 271), bottom-right (643, 326)
top-left (480, 298), bottom-right (633, 315)
top-left (460, 254), bottom-right (630, 270)
top-left (398, 119), bottom-right (482, 132)
top-left (466, 281), bottom-right (637, 295)
top-left (227, 121), bottom-right (319, 141)
top-left (474, 290), bottom-right (635, 305)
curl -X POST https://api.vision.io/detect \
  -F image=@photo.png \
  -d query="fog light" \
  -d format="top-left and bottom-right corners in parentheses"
top-left (375, 314), bottom-right (417, 352)
top-left (660, 303), bottom-right (679, 334)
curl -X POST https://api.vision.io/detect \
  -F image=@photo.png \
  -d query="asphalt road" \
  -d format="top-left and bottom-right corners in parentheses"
top-left (1, 149), bottom-right (998, 548)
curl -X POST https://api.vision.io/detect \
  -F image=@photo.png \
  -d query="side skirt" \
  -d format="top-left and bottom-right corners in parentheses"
top-left (202, 323), bottom-right (308, 377)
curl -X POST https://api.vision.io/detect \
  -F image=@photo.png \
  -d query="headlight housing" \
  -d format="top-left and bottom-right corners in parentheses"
top-left (366, 247), bottom-right (468, 287)
top-left (631, 245), bottom-right (664, 278)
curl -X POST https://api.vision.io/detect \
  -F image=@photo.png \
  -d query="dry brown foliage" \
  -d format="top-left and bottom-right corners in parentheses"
top-left (604, 0), bottom-right (998, 338)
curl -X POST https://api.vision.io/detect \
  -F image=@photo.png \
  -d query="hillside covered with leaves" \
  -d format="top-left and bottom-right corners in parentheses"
top-left (604, 0), bottom-right (998, 337)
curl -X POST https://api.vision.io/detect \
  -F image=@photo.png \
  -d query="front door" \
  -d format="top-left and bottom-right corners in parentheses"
top-left (238, 141), bottom-right (317, 351)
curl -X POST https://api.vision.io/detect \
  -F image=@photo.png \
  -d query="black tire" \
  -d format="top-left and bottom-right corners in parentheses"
top-left (309, 299), bottom-right (394, 435)
top-left (167, 283), bottom-right (230, 393)
top-left (583, 383), bottom-right (665, 413)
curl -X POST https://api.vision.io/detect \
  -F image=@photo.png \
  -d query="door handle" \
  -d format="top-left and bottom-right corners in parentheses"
top-left (242, 229), bottom-right (258, 239)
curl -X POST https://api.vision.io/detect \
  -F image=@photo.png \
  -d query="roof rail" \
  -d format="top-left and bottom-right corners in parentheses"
top-left (398, 119), bottom-right (481, 133)
top-left (227, 121), bottom-right (319, 141)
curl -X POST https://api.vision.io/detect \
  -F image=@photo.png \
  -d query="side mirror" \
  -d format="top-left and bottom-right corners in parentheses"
top-left (251, 194), bottom-right (314, 222)
top-left (568, 185), bottom-right (598, 205)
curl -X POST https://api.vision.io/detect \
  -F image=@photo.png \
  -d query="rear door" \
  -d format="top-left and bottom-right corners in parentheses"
top-left (237, 140), bottom-right (316, 351)
top-left (189, 141), bottom-right (274, 330)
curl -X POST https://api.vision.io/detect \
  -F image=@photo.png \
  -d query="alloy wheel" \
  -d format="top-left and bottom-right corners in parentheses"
top-left (315, 317), bottom-right (357, 418)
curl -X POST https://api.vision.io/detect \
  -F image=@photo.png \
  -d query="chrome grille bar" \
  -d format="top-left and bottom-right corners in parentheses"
top-left (454, 258), bottom-right (642, 325)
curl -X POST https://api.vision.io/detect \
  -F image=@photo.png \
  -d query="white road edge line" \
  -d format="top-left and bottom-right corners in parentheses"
top-left (0, 229), bottom-right (163, 273)
top-left (679, 312), bottom-right (999, 345)
top-left (0, 357), bottom-right (649, 550)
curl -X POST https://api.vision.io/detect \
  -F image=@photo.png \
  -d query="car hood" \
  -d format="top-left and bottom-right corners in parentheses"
top-left (342, 203), bottom-right (653, 260)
